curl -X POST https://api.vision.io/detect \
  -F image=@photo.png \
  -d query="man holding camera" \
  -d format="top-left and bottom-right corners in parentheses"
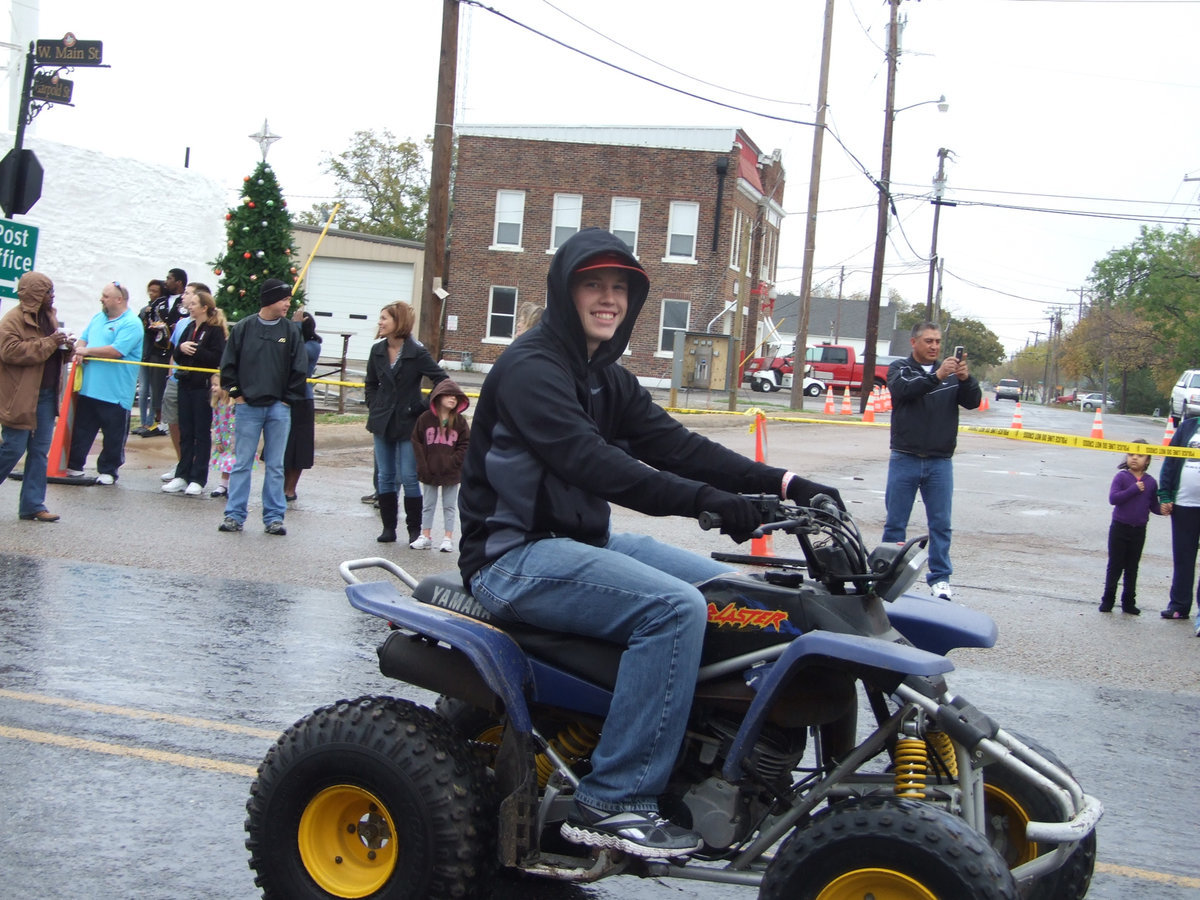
top-left (882, 321), bottom-right (981, 601)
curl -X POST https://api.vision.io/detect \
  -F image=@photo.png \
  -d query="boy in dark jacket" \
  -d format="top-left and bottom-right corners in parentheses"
top-left (459, 228), bottom-right (840, 858)
top-left (410, 379), bottom-right (469, 551)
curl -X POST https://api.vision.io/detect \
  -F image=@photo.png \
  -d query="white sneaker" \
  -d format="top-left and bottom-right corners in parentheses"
top-left (930, 581), bottom-right (953, 601)
top-left (439, 538), bottom-right (454, 552)
top-left (184, 482), bottom-right (203, 496)
top-left (161, 470), bottom-right (175, 483)
top-left (162, 477), bottom-right (187, 493)
top-left (96, 474), bottom-right (115, 486)
top-left (65, 468), bottom-right (85, 477)
top-left (409, 535), bottom-right (432, 550)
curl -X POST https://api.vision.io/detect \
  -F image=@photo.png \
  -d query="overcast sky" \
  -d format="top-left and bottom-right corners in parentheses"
top-left (20, 0), bottom-right (1200, 353)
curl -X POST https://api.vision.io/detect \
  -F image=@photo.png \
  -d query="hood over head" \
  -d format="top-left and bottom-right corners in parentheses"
top-left (429, 378), bottom-right (470, 415)
top-left (543, 228), bottom-right (648, 371)
top-left (17, 272), bottom-right (53, 312)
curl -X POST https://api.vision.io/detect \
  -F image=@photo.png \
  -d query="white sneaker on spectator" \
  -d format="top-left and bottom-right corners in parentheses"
top-left (410, 535), bottom-right (432, 550)
top-left (439, 538), bottom-right (454, 552)
top-left (96, 474), bottom-right (115, 486)
top-left (162, 477), bottom-right (187, 493)
top-left (930, 581), bottom-right (953, 601)
top-left (161, 470), bottom-right (175, 482)
top-left (65, 468), bottom-right (85, 477)
top-left (184, 482), bottom-right (203, 496)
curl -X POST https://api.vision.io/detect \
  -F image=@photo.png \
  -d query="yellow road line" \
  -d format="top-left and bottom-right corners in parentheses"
top-left (0, 688), bottom-right (279, 740)
top-left (0, 724), bottom-right (258, 778)
top-left (1095, 861), bottom-right (1200, 889)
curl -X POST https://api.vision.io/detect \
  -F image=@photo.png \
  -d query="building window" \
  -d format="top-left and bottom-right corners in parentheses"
top-left (487, 286), bottom-right (518, 339)
top-left (730, 207), bottom-right (746, 271)
top-left (758, 228), bottom-right (775, 282)
top-left (551, 193), bottom-right (582, 250)
top-left (492, 190), bottom-right (525, 249)
top-left (658, 298), bottom-right (690, 353)
top-left (610, 197), bottom-right (641, 254)
top-left (666, 201), bottom-right (699, 261)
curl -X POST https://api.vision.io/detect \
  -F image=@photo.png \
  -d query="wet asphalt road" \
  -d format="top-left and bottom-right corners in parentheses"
top-left (0, 398), bottom-right (1198, 898)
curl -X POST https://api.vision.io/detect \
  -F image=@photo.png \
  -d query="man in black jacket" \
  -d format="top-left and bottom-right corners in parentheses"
top-left (882, 322), bottom-right (981, 601)
top-left (217, 279), bottom-right (307, 535)
top-left (459, 228), bottom-right (839, 858)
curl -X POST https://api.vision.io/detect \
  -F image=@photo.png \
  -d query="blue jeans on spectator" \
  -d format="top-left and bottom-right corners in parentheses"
top-left (138, 362), bottom-right (167, 426)
top-left (69, 394), bottom-right (130, 479)
top-left (373, 436), bottom-right (420, 498)
top-left (470, 532), bottom-right (729, 814)
top-left (882, 450), bottom-right (954, 585)
top-left (225, 401), bottom-right (290, 526)
top-left (0, 388), bottom-right (57, 516)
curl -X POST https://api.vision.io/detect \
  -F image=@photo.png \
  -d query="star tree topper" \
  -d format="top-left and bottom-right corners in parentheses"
top-left (250, 119), bottom-right (281, 162)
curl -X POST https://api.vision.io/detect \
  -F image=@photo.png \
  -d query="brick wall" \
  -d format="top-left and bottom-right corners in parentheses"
top-left (447, 132), bottom-right (784, 380)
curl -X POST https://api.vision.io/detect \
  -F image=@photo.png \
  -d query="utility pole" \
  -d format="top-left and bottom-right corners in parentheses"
top-left (834, 265), bottom-right (845, 342)
top-left (862, 0), bottom-right (900, 413)
top-left (729, 215), bottom-right (754, 411)
top-left (925, 147), bottom-right (954, 320)
top-left (418, 0), bottom-right (459, 360)
top-left (789, 0), bottom-right (836, 411)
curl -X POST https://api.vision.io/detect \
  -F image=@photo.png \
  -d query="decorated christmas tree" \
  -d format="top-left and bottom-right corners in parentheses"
top-left (211, 160), bottom-right (305, 322)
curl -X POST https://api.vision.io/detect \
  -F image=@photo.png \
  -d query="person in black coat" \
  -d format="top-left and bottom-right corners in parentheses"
top-left (365, 301), bottom-right (446, 543)
top-left (163, 289), bottom-right (227, 494)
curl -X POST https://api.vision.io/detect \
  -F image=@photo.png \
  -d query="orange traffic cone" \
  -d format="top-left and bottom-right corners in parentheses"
top-left (47, 359), bottom-right (80, 477)
top-left (1090, 408), bottom-right (1104, 439)
top-left (980, 395), bottom-right (990, 411)
top-left (1010, 401), bottom-right (1023, 430)
top-left (883, 387), bottom-right (892, 411)
top-left (840, 387), bottom-right (852, 415)
top-left (823, 388), bottom-right (834, 415)
top-left (1162, 418), bottom-right (1176, 446)
top-left (750, 413), bottom-right (773, 557)
top-left (863, 395), bottom-right (876, 424)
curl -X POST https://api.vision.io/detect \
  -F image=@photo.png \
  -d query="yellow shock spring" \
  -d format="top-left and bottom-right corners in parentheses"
top-left (926, 730), bottom-right (958, 778)
top-left (894, 736), bottom-right (929, 799)
top-left (535, 722), bottom-right (599, 788)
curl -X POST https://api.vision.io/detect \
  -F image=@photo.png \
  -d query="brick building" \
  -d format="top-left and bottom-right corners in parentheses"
top-left (447, 125), bottom-right (785, 383)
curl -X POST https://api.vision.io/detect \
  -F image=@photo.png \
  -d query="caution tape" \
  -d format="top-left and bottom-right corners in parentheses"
top-left (76, 355), bottom-right (364, 388)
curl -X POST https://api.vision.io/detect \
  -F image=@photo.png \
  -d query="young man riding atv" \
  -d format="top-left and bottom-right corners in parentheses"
top-left (458, 228), bottom-right (841, 858)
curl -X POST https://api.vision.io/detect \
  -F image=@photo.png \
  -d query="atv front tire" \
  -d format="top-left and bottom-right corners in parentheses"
top-left (246, 695), bottom-right (495, 899)
top-left (760, 797), bottom-right (1018, 900)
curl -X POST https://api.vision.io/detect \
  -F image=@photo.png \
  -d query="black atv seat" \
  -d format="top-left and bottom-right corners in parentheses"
top-left (412, 572), bottom-right (625, 690)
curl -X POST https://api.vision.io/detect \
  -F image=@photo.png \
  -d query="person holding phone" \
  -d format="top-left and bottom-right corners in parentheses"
top-left (881, 322), bottom-right (981, 601)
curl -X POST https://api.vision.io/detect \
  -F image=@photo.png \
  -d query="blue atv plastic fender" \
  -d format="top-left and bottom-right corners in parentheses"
top-left (887, 590), bottom-right (998, 654)
top-left (721, 630), bottom-right (954, 782)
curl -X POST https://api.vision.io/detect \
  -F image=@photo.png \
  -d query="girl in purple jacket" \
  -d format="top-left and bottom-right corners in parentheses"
top-left (1100, 440), bottom-right (1163, 614)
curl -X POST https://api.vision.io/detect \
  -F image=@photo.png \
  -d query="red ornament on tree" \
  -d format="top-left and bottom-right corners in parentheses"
top-left (243, 176), bottom-right (250, 182)
top-left (225, 213), bottom-right (232, 221)
top-left (243, 251), bottom-right (252, 259)
top-left (248, 201), bottom-right (256, 209)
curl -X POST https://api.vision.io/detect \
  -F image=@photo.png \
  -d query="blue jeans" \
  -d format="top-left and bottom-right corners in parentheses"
top-left (225, 401), bottom-right (290, 526)
top-left (373, 436), bottom-right (420, 498)
top-left (0, 388), bottom-right (57, 516)
top-left (470, 533), bottom-right (730, 814)
top-left (882, 451), bottom-right (954, 585)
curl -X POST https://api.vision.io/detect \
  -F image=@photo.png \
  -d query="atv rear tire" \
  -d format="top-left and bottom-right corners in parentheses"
top-left (760, 797), bottom-right (1018, 900)
top-left (246, 695), bottom-right (495, 899)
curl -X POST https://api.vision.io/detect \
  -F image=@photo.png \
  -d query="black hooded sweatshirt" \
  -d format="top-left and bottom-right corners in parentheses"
top-left (458, 228), bottom-right (788, 583)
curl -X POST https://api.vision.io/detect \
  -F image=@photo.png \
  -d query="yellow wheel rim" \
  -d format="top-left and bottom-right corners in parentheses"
top-left (984, 783), bottom-right (1039, 866)
top-left (816, 868), bottom-right (938, 900)
top-left (298, 785), bottom-right (398, 898)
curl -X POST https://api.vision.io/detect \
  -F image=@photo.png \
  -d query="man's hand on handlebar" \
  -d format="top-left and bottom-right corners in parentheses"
top-left (694, 486), bottom-right (760, 543)
top-left (785, 475), bottom-right (845, 511)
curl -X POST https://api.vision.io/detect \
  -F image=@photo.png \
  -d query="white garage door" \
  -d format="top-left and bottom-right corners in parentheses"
top-left (303, 257), bottom-right (415, 362)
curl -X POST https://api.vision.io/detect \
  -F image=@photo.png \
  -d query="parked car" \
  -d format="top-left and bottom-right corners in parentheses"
top-left (994, 378), bottom-right (1021, 401)
top-left (1079, 393), bottom-right (1115, 411)
top-left (1171, 370), bottom-right (1200, 420)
